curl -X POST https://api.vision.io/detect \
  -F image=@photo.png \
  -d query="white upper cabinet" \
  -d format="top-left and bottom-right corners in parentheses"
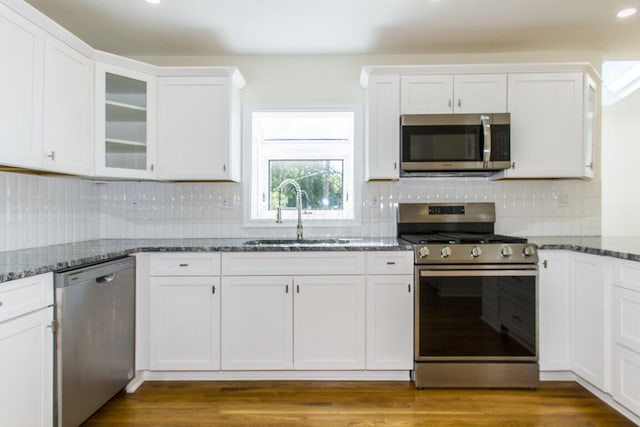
top-left (42, 35), bottom-right (93, 176)
top-left (400, 74), bottom-right (507, 114)
top-left (503, 72), bottom-right (590, 179)
top-left (94, 61), bottom-right (157, 179)
top-left (364, 74), bottom-right (400, 180)
top-left (157, 71), bottom-right (244, 181)
top-left (0, 2), bottom-right (44, 169)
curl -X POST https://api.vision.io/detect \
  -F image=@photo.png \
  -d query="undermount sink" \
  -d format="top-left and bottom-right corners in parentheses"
top-left (242, 238), bottom-right (354, 246)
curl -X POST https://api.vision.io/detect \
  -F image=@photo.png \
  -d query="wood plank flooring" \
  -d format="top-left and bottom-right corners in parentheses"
top-left (84, 381), bottom-right (636, 427)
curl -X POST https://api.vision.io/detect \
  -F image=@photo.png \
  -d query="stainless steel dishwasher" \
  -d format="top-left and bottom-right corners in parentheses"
top-left (54, 257), bottom-right (136, 427)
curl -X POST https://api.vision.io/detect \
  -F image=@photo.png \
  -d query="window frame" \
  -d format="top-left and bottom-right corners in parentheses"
top-left (243, 104), bottom-right (362, 227)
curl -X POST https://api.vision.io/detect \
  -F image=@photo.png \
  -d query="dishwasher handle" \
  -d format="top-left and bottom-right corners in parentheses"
top-left (96, 273), bottom-right (116, 284)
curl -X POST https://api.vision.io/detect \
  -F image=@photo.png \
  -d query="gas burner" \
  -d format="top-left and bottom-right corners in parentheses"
top-left (397, 203), bottom-right (538, 265)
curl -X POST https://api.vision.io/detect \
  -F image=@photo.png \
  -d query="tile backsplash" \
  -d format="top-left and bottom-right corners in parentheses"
top-left (0, 171), bottom-right (601, 252)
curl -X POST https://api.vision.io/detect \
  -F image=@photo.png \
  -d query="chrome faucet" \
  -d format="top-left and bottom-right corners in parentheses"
top-left (275, 178), bottom-right (303, 240)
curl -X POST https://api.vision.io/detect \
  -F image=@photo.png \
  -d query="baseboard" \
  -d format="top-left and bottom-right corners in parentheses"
top-left (142, 370), bottom-right (411, 382)
top-left (575, 377), bottom-right (640, 426)
top-left (539, 370), bottom-right (576, 381)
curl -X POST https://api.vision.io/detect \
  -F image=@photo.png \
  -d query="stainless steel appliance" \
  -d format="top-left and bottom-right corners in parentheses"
top-left (400, 113), bottom-right (511, 176)
top-left (398, 203), bottom-right (539, 388)
top-left (54, 257), bottom-right (135, 427)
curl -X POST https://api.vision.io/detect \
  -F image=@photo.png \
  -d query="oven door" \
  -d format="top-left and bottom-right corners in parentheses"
top-left (415, 264), bottom-right (538, 362)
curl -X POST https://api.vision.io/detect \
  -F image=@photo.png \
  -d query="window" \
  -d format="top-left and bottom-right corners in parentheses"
top-left (250, 109), bottom-right (355, 221)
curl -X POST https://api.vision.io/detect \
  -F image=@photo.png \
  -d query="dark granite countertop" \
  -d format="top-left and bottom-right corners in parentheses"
top-left (530, 236), bottom-right (640, 262)
top-left (0, 238), bottom-right (412, 283)
top-left (3, 236), bottom-right (639, 284)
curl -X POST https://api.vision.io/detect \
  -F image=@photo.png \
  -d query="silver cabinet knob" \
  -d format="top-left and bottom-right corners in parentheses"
top-left (501, 246), bottom-right (513, 257)
top-left (470, 246), bottom-right (482, 258)
top-left (418, 247), bottom-right (430, 258)
top-left (440, 247), bottom-right (452, 258)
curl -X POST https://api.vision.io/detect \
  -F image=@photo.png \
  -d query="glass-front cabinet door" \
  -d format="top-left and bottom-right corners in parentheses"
top-left (95, 62), bottom-right (157, 178)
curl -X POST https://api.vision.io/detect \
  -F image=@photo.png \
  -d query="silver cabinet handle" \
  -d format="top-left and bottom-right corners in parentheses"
top-left (448, 99), bottom-right (452, 108)
top-left (96, 273), bottom-right (115, 283)
top-left (0, 301), bottom-right (3, 307)
top-left (481, 115), bottom-right (492, 167)
top-left (179, 263), bottom-right (189, 267)
top-left (458, 99), bottom-right (462, 107)
top-left (386, 261), bottom-right (396, 265)
top-left (47, 151), bottom-right (55, 161)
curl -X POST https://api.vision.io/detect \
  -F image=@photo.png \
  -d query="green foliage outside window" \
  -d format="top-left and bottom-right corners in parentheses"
top-left (269, 160), bottom-right (343, 210)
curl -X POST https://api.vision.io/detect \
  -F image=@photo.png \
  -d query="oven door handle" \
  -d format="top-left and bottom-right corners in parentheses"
top-left (419, 269), bottom-right (538, 278)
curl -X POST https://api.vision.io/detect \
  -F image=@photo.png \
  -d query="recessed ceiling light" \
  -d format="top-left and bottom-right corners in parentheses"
top-left (146, 0), bottom-right (160, 4)
top-left (617, 8), bottom-right (637, 18)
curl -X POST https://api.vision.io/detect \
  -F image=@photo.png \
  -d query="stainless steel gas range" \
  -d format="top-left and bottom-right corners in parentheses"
top-left (398, 202), bottom-right (540, 389)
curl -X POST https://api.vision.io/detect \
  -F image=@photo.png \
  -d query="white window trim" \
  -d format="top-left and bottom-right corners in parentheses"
top-left (242, 103), bottom-right (363, 229)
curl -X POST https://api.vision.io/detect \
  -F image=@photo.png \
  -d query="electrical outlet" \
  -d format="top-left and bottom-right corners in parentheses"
top-left (371, 193), bottom-right (382, 208)
top-left (219, 195), bottom-right (234, 209)
top-left (554, 193), bottom-right (570, 208)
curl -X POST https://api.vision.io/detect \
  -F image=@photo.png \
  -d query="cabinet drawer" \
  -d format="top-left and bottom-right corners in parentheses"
top-left (612, 344), bottom-right (640, 416)
top-left (149, 253), bottom-right (221, 276)
top-left (615, 260), bottom-right (640, 291)
top-left (0, 273), bottom-right (53, 323)
top-left (614, 285), bottom-right (640, 353)
top-left (222, 252), bottom-right (365, 276)
top-left (366, 251), bottom-right (413, 275)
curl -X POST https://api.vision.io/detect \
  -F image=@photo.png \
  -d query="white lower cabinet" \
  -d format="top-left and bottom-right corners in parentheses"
top-left (148, 253), bottom-right (221, 371)
top-left (220, 274), bottom-right (365, 370)
top-left (144, 251), bottom-right (413, 376)
top-left (365, 275), bottom-right (413, 369)
top-left (0, 273), bottom-right (54, 427)
top-left (570, 253), bottom-right (611, 391)
top-left (612, 260), bottom-right (640, 415)
top-left (293, 275), bottom-right (365, 370)
top-left (149, 276), bottom-right (220, 370)
top-left (221, 276), bottom-right (293, 370)
top-left (538, 250), bottom-right (571, 371)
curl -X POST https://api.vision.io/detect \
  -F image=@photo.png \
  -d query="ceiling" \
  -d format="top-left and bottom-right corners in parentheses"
top-left (23, 0), bottom-right (640, 57)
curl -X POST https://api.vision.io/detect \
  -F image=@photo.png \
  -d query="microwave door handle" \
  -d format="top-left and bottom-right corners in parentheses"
top-left (481, 115), bottom-right (491, 168)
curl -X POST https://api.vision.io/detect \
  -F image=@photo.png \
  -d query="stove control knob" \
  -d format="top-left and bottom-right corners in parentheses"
top-left (440, 246), bottom-right (452, 258)
top-left (470, 246), bottom-right (482, 258)
top-left (418, 247), bottom-right (430, 258)
top-left (522, 245), bottom-right (537, 257)
top-left (500, 246), bottom-right (513, 258)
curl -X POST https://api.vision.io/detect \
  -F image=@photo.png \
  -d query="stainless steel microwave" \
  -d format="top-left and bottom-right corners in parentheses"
top-left (400, 113), bottom-right (511, 176)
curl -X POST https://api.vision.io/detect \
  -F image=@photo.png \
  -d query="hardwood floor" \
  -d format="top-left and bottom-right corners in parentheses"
top-left (84, 381), bottom-right (636, 427)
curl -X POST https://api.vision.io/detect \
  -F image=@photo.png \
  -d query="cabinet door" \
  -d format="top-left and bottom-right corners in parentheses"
top-left (149, 276), bottom-right (220, 370)
top-left (453, 74), bottom-right (507, 113)
top-left (0, 307), bottom-right (53, 427)
top-left (293, 275), bottom-right (365, 370)
top-left (505, 73), bottom-right (584, 178)
top-left (570, 253), bottom-right (610, 391)
top-left (400, 75), bottom-right (453, 114)
top-left (221, 276), bottom-right (293, 370)
top-left (0, 3), bottom-right (44, 169)
top-left (95, 62), bottom-right (157, 179)
top-left (42, 35), bottom-right (93, 175)
top-left (366, 275), bottom-right (413, 370)
top-left (538, 251), bottom-right (571, 371)
top-left (365, 74), bottom-right (400, 180)
top-left (158, 76), bottom-right (237, 180)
